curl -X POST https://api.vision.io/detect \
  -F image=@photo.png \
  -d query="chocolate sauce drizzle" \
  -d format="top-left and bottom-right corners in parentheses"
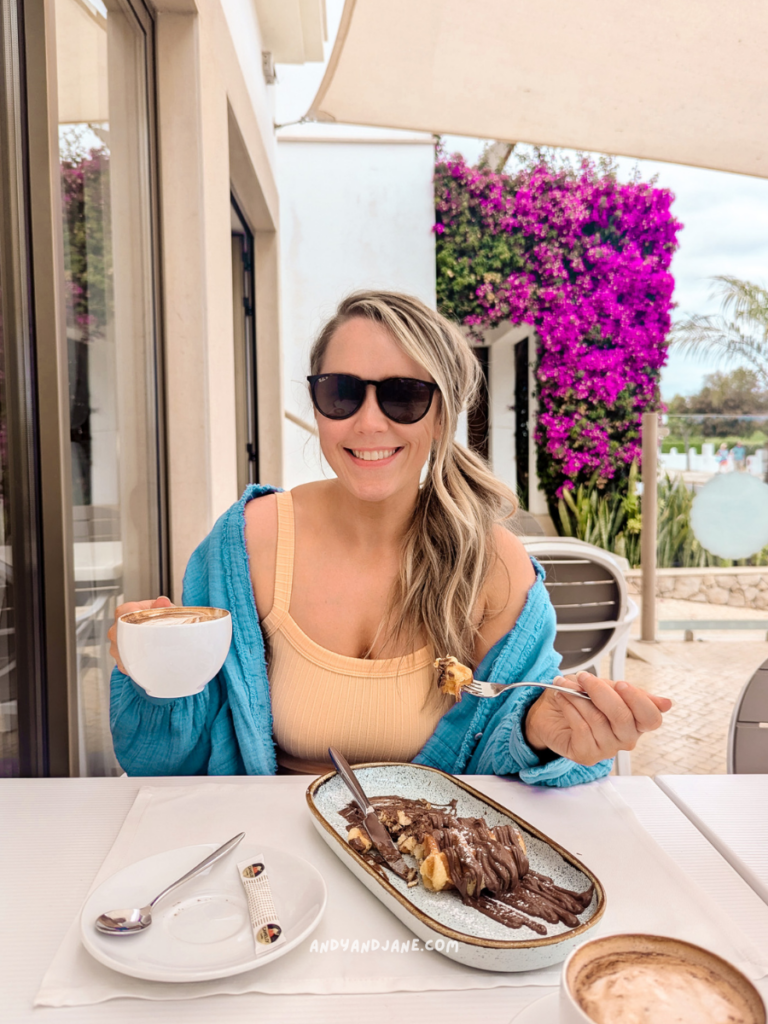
top-left (340, 795), bottom-right (593, 936)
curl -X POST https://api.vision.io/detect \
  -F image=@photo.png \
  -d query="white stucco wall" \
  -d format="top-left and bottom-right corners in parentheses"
top-left (219, 0), bottom-right (278, 175)
top-left (277, 135), bottom-right (437, 487)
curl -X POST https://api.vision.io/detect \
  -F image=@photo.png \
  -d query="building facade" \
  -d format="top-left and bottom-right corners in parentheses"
top-left (0, 0), bottom-right (325, 777)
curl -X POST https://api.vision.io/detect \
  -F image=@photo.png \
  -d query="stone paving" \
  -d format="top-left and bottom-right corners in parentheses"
top-left (613, 595), bottom-right (768, 776)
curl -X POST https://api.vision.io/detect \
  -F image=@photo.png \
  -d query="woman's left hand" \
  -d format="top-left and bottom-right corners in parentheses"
top-left (523, 672), bottom-right (672, 766)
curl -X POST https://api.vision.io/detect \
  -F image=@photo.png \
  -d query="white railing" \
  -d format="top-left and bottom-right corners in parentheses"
top-left (659, 444), bottom-right (766, 478)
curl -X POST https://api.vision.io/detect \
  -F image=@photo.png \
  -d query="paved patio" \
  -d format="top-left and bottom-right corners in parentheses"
top-left (618, 595), bottom-right (768, 776)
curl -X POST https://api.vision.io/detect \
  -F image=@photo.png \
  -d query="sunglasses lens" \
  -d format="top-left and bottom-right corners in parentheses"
top-left (311, 374), bottom-right (365, 419)
top-left (378, 378), bottom-right (434, 423)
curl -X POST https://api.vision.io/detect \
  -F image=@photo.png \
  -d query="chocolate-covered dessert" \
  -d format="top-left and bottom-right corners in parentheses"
top-left (341, 795), bottom-right (593, 935)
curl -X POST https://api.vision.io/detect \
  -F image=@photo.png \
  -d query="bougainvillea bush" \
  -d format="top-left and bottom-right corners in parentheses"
top-left (434, 151), bottom-right (681, 505)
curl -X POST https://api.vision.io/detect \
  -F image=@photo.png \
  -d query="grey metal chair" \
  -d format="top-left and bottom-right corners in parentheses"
top-left (520, 537), bottom-right (636, 677)
top-left (520, 537), bottom-right (638, 775)
top-left (728, 657), bottom-right (768, 773)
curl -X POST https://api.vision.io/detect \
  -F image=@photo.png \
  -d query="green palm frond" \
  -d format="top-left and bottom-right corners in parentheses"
top-left (670, 276), bottom-right (768, 387)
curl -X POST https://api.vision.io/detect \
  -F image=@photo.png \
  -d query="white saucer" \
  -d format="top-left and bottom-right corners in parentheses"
top-left (512, 991), bottom-right (559, 1023)
top-left (81, 843), bottom-right (326, 982)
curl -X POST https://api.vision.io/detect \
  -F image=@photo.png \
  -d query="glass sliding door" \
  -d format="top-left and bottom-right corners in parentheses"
top-left (1, 0), bottom-right (48, 776)
top-left (55, 0), bottom-right (163, 775)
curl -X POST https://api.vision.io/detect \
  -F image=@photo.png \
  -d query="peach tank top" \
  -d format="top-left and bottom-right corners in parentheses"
top-left (263, 492), bottom-right (452, 774)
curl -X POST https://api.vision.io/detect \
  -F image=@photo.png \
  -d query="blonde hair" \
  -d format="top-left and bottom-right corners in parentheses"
top-left (309, 291), bottom-right (519, 668)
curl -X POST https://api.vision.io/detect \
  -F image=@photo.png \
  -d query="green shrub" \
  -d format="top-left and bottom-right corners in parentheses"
top-left (557, 468), bottom-right (768, 568)
top-left (557, 463), bottom-right (641, 567)
top-left (656, 475), bottom-right (768, 567)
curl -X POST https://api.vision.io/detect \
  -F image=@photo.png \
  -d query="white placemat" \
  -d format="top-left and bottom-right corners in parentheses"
top-left (35, 778), bottom-right (768, 1006)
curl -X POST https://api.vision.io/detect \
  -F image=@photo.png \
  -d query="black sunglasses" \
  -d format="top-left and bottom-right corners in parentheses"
top-left (307, 373), bottom-right (439, 424)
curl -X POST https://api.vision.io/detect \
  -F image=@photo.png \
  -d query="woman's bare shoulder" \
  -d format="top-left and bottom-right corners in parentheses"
top-left (244, 489), bottom-right (279, 544)
top-left (474, 524), bottom-right (536, 661)
top-left (492, 524), bottom-right (536, 586)
top-left (243, 491), bottom-right (279, 619)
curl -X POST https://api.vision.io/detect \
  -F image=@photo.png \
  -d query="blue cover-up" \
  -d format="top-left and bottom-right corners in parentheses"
top-left (110, 485), bottom-right (613, 785)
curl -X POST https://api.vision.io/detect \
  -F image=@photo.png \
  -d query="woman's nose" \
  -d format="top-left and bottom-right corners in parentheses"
top-left (355, 384), bottom-right (388, 431)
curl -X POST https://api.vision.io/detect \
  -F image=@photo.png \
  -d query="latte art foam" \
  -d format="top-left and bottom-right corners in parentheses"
top-left (574, 951), bottom-right (759, 1024)
top-left (138, 612), bottom-right (216, 626)
top-left (121, 607), bottom-right (228, 627)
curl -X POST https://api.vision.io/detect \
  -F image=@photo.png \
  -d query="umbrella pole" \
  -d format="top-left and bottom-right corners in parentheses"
top-left (641, 411), bottom-right (658, 642)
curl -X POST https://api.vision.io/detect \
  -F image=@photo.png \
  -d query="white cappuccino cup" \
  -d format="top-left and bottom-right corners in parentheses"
top-left (117, 606), bottom-right (232, 698)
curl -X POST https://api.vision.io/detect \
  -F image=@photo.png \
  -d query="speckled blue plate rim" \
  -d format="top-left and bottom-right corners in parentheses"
top-left (305, 761), bottom-right (606, 950)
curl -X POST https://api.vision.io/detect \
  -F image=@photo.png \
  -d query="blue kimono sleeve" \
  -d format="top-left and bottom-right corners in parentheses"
top-left (109, 483), bottom-right (279, 778)
top-left (109, 669), bottom-right (244, 776)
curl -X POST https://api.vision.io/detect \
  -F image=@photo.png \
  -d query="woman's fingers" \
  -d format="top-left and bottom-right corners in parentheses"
top-left (556, 695), bottom-right (605, 764)
top-left (555, 673), bottom-right (638, 745)
top-left (108, 596), bottom-right (174, 673)
top-left (561, 684), bottom-right (636, 755)
top-left (551, 672), bottom-right (671, 762)
top-left (613, 680), bottom-right (668, 732)
top-left (557, 672), bottom-right (670, 736)
top-left (529, 671), bottom-right (673, 765)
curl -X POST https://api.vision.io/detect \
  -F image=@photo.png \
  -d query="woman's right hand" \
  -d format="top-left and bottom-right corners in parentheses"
top-left (108, 596), bottom-right (174, 673)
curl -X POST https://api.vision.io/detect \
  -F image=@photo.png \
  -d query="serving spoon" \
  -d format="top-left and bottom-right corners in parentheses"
top-left (95, 831), bottom-right (245, 935)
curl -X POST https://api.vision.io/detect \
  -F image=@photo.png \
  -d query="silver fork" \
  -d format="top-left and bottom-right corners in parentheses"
top-left (464, 679), bottom-right (592, 701)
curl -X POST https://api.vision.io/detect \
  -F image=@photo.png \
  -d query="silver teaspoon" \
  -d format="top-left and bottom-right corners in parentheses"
top-left (95, 831), bottom-right (245, 935)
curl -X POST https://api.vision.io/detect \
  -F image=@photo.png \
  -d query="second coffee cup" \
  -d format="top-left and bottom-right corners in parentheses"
top-left (560, 933), bottom-right (765, 1024)
top-left (117, 606), bottom-right (232, 698)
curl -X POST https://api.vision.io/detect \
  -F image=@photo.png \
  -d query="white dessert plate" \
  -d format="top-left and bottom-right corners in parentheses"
top-left (512, 991), bottom-right (559, 1022)
top-left (80, 843), bottom-right (326, 982)
top-left (307, 762), bottom-right (605, 973)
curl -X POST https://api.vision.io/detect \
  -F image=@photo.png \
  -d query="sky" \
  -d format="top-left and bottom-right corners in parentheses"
top-left (283, 0), bottom-right (768, 404)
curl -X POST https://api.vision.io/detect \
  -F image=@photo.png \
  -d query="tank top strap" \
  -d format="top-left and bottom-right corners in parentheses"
top-left (271, 490), bottom-right (295, 617)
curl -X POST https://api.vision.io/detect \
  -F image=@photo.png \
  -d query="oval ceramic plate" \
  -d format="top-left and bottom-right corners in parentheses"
top-left (80, 843), bottom-right (326, 982)
top-left (307, 763), bottom-right (605, 973)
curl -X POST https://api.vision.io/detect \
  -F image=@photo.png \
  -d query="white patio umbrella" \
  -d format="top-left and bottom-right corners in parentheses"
top-left (308, 0), bottom-right (768, 178)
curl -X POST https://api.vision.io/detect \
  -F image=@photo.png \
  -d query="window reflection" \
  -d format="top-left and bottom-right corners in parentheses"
top-left (56, 0), bottom-right (160, 775)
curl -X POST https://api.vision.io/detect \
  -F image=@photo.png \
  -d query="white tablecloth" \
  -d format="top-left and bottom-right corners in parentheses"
top-left (4, 776), bottom-right (768, 1023)
top-left (656, 774), bottom-right (768, 906)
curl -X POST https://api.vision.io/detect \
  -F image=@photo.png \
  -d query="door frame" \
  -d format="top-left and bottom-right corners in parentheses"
top-left (18, 0), bottom-right (167, 775)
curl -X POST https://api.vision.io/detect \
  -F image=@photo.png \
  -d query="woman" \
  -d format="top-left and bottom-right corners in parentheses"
top-left (109, 291), bottom-right (670, 780)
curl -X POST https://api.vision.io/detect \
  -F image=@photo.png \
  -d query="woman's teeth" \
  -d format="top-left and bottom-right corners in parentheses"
top-left (350, 448), bottom-right (399, 461)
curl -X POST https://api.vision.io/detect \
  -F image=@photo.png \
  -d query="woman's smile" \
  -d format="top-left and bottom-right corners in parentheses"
top-left (344, 446), bottom-right (404, 466)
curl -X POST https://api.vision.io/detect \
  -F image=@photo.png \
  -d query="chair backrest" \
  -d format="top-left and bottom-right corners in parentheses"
top-left (728, 656), bottom-right (768, 773)
top-left (520, 538), bottom-right (629, 673)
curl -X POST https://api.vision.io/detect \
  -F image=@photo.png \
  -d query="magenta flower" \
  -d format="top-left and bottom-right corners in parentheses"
top-left (434, 153), bottom-right (681, 501)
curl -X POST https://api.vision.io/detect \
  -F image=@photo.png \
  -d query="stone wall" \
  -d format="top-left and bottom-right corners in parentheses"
top-left (625, 567), bottom-right (768, 610)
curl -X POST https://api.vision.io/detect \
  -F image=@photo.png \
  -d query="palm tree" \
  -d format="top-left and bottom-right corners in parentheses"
top-left (671, 276), bottom-right (768, 388)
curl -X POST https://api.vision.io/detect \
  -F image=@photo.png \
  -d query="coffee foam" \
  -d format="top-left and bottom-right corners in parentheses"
top-left (574, 952), bottom-right (757, 1024)
top-left (121, 607), bottom-right (228, 626)
top-left (567, 936), bottom-right (764, 1024)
